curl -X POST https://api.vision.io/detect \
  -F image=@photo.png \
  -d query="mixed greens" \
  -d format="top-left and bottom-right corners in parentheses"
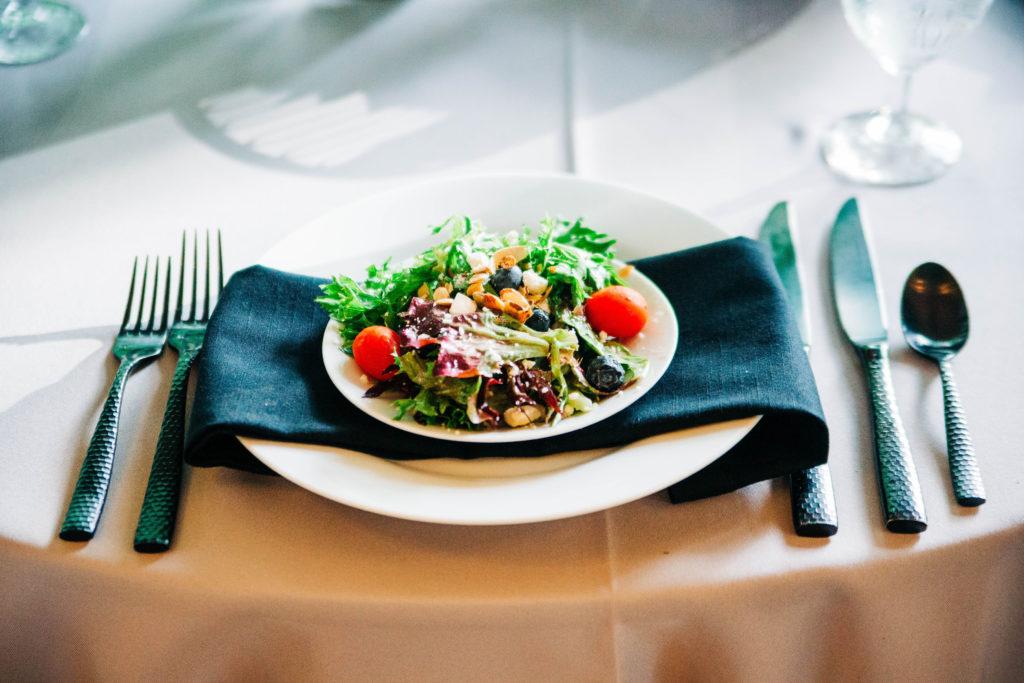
top-left (316, 216), bottom-right (650, 430)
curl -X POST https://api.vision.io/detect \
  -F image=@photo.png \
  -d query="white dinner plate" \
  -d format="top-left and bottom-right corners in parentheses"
top-left (322, 261), bottom-right (678, 443)
top-left (241, 173), bottom-right (759, 525)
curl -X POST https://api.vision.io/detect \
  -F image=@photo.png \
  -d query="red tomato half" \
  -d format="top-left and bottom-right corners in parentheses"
top-left (352, 326), bottom-right (400, 380)
top-left (585, 286), bottom-right (648, 339)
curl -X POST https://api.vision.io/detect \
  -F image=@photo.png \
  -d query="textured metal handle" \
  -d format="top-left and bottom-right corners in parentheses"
top-left (60, 358), bottom-right (138, 541)
top-left (790, 464), bottom-right (839, 537)
top-left (133, 348), bottom-right (198, 552)
top-left (861, 345), bottom-right (927, 533)
top-left (938, 359), bottom-right (985, 507)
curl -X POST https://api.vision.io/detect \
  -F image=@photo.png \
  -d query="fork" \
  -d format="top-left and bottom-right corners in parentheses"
top-left (61, 256), bottom-right (170, 541)
top-left (134, 231), bottom-right (223, 553)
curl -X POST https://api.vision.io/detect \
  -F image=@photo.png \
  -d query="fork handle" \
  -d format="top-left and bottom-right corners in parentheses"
top-left (134, 347), bottom-right (199, 552)
top-left (60, 357), bottom-right (139, 541)
top-left (938, 359), bottom-right (985, 506)
top-left (861, 344), bottom-right (927, 533)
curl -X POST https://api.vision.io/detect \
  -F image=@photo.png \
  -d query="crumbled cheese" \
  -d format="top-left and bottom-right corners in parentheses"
top-left (522, 269), bottom-right (548, 294)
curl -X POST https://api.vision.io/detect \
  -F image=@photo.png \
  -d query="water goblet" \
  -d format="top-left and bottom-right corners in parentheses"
top-left (821, 0), bottom-right (993, 185)
top-left (0, 0), bottom-right (86, 66)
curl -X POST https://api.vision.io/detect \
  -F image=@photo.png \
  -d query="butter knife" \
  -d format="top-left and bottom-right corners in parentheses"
top-left (829, 198), bottom-right (927, 533)
top-left (760, 202), bottom-right (839, 537)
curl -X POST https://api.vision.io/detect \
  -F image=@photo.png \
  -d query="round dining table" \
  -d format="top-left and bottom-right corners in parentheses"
top-left (2, 0), bottom-right (1022, 679)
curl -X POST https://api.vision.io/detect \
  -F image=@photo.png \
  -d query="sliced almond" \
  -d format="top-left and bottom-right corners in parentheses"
top-left (417, 283), bottom-right (430, 299)
top-left (433, 286), bottom-right (450, 301)
top-left (499, 288), bottom-right (530, 310)
top-left (505, 303), bottom-right (531, 324)
top-left (434, 298), bottom-right (454, 306)
top-left (466, 281), bottom-right (484, 297)
top-left (492, 245), bottom-right (528, 270)
top-left (471, 290), bottom-right (486, 304)
top-left (468, 272), bottom-right (490, 285)
top-left (482, 293), bottom-right (505, 313)
top-left (618, 264), bottom-right (635, 279)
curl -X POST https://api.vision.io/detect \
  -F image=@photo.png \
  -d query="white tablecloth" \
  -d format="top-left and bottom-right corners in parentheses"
top-left (2, 1), bottom-right (1023, 679)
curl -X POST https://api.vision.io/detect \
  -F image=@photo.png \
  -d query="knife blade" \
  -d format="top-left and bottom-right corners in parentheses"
top-left (759, 202), bottom-right (838, 537)
top-left (829, 198), bottom-right (927, 533)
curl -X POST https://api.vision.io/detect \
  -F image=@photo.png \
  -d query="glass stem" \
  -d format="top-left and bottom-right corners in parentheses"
top-left (897, 73), bottom-right (914, 116)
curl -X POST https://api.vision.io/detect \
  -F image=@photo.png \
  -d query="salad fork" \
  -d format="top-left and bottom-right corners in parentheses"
top-left (134, 231), bottom-right (223, 553)
top-left (61, 256), bottom-right (170, 541)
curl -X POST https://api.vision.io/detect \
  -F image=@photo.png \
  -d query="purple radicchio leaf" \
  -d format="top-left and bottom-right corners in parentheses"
top-left (363, 372), bottom-right (416, 399)
top-left (473, 377), bottom-right (502, 425)
top-left (506, 364), bottom-right (561, 412)
top-left (397, 297), bottom-right (448, 350)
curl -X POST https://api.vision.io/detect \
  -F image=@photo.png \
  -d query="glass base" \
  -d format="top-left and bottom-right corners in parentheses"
top-left (821, 109), bottom-right (962, 186)
top-left (0, 1), bottom-right (86, 66)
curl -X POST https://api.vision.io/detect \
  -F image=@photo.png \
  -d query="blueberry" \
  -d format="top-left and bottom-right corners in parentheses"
top-left (491, 265), bottom-right (523, 291)
top-left (585, 355), bottom-right (625, 392)
top-left (524, 309), bottom-right (550, 332)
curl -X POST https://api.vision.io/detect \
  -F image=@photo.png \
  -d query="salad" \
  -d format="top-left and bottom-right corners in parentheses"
top-left (316, 216), bottom-right (651, 430)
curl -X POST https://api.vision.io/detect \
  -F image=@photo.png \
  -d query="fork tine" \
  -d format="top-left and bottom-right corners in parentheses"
top-left (202, 230), bottom-right (211, 322)
top-left (158, 257), bottom-right (171, 333)
top-left (120, 257), bottom-right (139, 332)
top-left (217, 229), bottom-right (224, 294)
top-left (134, 256), bottom-right (150, 333)
top-left (174, 232), bottom-right (186, 324)
top-left (188, 230), bottom-right (198, 323)
top-left (145, 257), bottom-right (161, 333)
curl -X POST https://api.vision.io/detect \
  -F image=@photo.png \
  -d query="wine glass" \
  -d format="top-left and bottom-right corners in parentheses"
top-left (0, 0), bottom-right (86, 66)
top-left (821, 0), bottom-right (993, 186)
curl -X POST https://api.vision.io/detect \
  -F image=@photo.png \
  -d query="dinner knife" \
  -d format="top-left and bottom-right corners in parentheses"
top-left (760, 202), bottom-right (839, 538)
top-left (830, 198), bottom-right (927, 533)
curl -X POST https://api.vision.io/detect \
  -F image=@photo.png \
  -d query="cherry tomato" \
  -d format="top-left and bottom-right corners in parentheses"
top-left (352, 326), bottom-right (400, 380)
top-left (585, 286), bottom-right (648, 339)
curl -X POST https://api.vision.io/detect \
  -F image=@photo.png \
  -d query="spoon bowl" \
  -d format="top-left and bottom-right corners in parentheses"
top-left (900, 262), bottom-right (984, 507)
top-left (901, 262), bottom-right (969, 359)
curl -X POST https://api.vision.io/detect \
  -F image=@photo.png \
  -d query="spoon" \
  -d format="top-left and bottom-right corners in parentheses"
top-left (901, 262), bottom-right (985, 506)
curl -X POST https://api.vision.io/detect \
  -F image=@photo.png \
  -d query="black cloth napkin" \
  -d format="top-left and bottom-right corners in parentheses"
top-left (185, 237), bottom-right (828, 502)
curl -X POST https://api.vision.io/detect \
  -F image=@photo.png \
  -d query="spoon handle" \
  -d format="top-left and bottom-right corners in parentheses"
top-left (938, 359), bottom-right (985, 506)
top-left (861, 344), bottom-right (927, 533)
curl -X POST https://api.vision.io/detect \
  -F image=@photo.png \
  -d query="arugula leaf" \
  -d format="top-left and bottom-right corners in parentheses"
top-left (315, 276), bottom-right (386, 353)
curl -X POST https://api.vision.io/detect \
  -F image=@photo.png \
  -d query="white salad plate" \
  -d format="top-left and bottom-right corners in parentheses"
top-left (241, 173), bottom-right (759, 525)
top-left (322, 263), bottom-right (677, 443)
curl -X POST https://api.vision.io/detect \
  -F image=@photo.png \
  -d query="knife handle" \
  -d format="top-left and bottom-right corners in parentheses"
top-left (938, 358), bottom-right (985, 506)
top-left (790, 464), bottom-right (839, 537)
top-left (861, 344), bottom-right (927, 533)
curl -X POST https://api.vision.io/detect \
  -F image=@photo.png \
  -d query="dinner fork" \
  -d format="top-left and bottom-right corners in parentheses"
top-left (61, 256), bottom-right (170, 541)
top-left (134, 231), bottom-right (223, 552)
